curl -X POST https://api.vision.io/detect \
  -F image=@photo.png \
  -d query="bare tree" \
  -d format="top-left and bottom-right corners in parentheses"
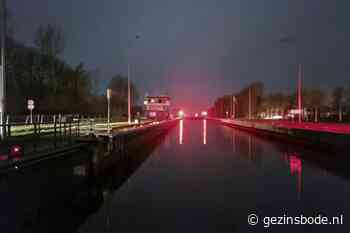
top-left (34, 24), bottom-right (64, 57)
top-left (332, 87), bottom-right (345, 121)
top-left (90, 69), bottom-right (101, 96)
top-left (34, 24), bottom-right (64, 93)
top-left (108, 74), bottom-right (139, 116)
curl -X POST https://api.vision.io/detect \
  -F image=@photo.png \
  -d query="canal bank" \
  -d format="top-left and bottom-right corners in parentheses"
top-left (0, 119), bottom-right (178, 172)
top-left (0, 120), bottom-right (175, 233)
top-left (212, 118), bottom-right (350, 150)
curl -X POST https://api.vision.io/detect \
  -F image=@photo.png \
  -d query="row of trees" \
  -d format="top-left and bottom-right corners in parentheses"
top-left (259, 87), bottom-right (350, 122)
top-left (6, 24), bottom-right (139, 117)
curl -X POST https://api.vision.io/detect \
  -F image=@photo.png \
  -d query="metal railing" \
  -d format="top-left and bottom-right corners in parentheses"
top-left (1, 117), bottom-right (96, 140)
top-left (0, 116), bottom-right (99, 159)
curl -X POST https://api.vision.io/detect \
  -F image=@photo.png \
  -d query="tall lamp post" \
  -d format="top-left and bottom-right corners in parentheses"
top-left (127, 63), bottom-right (131, 124)
top-left (107, 88), bottom-right (111, 134)
top-left (297, 64), bottom-right (303, 123)
top-left (0, 0), bottom-right (6, 139)
top-left (127, 35), bottom-right (140, 125)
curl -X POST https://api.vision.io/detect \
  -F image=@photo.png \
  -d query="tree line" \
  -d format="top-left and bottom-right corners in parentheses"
top-left (259, 87), bottom-right (350, 122)
top-left (5, 24), bottom-right (139, 117)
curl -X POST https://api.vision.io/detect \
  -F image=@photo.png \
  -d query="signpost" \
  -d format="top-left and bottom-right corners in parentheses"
top-left (27, 99), bottom-right (34, 124)
top-left (107, 89), bottom-right (111, 134)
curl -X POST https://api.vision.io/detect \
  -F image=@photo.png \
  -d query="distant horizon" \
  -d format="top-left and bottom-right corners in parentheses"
top-left (8, 0), bottom-right (350, 112)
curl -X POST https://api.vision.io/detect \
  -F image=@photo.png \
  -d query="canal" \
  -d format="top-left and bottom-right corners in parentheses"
top-left (1, 119), bottom-right (350, 232)
top-left (78, 119), bottom-right (350, 233)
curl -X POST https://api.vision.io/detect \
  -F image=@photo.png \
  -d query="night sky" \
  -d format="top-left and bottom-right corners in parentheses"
top-left (9, 0), bottom-right (350, 113)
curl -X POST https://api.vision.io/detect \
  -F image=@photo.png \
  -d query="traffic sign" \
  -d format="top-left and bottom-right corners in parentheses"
top-left (27, 99), bottom-right (34, 110)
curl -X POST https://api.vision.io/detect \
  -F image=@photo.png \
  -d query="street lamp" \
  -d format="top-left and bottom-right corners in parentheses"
top-left (297, 64), bottom-right (303, 123)
top-left (107, 88), bottom-right (111, 134)
top-left (0, 0), bottom-right (7, 139)
top-left (127, 35), bottom-right (140, 125)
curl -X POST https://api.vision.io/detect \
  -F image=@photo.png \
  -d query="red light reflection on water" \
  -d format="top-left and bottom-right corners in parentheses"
top-left (288, 153), bottom-right (302, 197)
top-left (203, 119), bottom-right (207, 145)
top-left (179, 119), bottom-right (183, 145)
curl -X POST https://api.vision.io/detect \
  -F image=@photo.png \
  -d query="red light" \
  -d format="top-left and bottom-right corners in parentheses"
top-left (195, 113), bottom-right (199, 117)
top-left (10, 145), bottom-right (22, 158)
top-left (201, 111), bottom-right (207, 117)
top-left (288, 153), bottom-right (302, 197)
top-left (178, 110), bottom-right (185, 118)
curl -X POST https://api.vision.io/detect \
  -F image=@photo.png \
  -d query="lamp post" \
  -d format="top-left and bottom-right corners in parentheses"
top-left (107, 88), bottom-right (111, 134)
top-left (232, 96), bottom-right (236, 119)
top-left (127, 35), bottom-right (140, 125)
top-left (297, 64), bottom-right (303, 123)
top-left (127, 63), bottom-right (131, 124)
top-left (0, 0), bottom-right (6, 139)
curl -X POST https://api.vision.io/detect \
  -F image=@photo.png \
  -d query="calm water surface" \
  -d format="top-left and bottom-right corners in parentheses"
top-left (78, 120), bottom-right (350, 233)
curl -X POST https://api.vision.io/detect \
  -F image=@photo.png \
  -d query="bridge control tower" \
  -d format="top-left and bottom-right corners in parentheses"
top-left (143, 95), bottom-right (171, 120)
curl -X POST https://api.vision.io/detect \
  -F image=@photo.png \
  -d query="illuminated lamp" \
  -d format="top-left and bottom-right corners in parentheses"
top-left (10, 145), bottom-right (22, 159)
top-left (178, 110), bottom-right (185, 118)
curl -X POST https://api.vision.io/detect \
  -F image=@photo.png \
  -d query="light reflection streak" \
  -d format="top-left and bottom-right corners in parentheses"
top-left (203, 119), bottom-right (207, 145)
top-left (288, 153), bottom-right (302, 198)
top-left (179, 119), bottom-right (183, 145)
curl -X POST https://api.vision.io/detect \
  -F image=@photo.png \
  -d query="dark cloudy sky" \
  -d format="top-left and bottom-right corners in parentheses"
top-left (8, 0), bottom-right (350, 112)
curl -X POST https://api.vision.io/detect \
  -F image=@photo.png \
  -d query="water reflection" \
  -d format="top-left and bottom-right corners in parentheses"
top-left (0, 129), bottom-right (170, 233)
top-left (77, 120), bottom-right (350, 233)
top-left (288, 153), bottom-right (302, 198)
top-left (203, 119), bottom-right (207, 145)
top-left (219, 125), bottom-right (306, 198)
top-left (179, 119), bottom-right (183, 145)
top-left (218, 124), bottom-right (350, 199)
top-left (178, 119), bottom-right (207, 145)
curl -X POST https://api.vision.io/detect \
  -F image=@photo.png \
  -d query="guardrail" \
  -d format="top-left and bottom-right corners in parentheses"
top-left (0, 118), bottom-right (95, 140)
top-left (0, 118), bottom-right (96, 160)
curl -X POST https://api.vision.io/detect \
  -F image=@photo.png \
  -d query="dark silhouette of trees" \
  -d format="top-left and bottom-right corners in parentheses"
top-left (332, 86), bottom-right (345, 121)
top-left (34, 24), bottom-right (64, 94)
top-left (303, 88), bottom-right (325, 122)
top-left (107, 74), bottom-right (139, 116)
top-left (34, 24), bottom-right (64, 58)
